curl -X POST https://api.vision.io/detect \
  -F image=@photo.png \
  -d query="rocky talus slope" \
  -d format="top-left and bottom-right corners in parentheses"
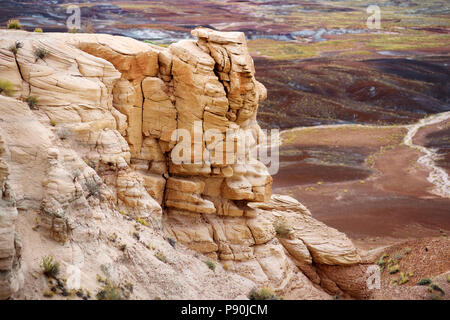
top-left (0, 28), bottom-right (373, 299)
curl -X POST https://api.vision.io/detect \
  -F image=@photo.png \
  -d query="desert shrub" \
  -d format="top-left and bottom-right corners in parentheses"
top-left (26, 96), bottom-right (38, 110)
top-left (430, 283), bottom-right (445, 296)
top-left (417, 278), bottom-right (432, 285)
top-left (0, 79), bottom-right (15, 97)
top-left (390, 250), bottom-right (404, 261)
top-left (248, 287), bottom-right (280, 300)
top-left (154, 251), bottom-right (168, 263)
top-left (34, 47), bottom-right (49, 61)
top-left (43, 290), bottom-right (55, 298)
top-left (96, 280), bottom-right (126, 300)
top-left (40, 256), bottom-right (60, 278)
top-left (123, 281), bottom-right (134, 293)
top-left (7, 19), bottom-right (22, 30)
top-left (56, 126), bottom-right (73, 140)
top-left (135, 217), bottom-right (148, 226)
top-left (273, 220), bottom-right (291, 238)
top-left (68, 28), bottom-right (81, 33)
top-left (398, 272), bottom-right (409, 285)
top-left (377, 253), bottom-right (387, 269)
top-left (84, 20), bottom-right (95, 33)
top-left (388, 264), bottom-right (400, 274)
top-left (205, 260), bottom-right (216, 271)
top-left (34, 28), bottom-right (43, 33)
top-left (85, 179), bottom-right (100, 199)
top-left (9, 41), bottom-right (23, 55)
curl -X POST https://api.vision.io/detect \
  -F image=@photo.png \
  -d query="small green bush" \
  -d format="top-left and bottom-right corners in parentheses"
top-left (398, 272), bottom-right (409, 285)
top-left (430, 283), bottom-right (445, 296)
top-left (68, 28), bottom-right (81, 33)
top-left (388, 264), bottom-right (400, 274)
top-left (417, 278), bottom-right (432, 285)
top-left (96, 280), bottom-right (126, 300)
top-left (34, 28), bottom-right (43, 33)
top-left (274, 220), bottom-right (291, 239)
top-left (7, 19), bottom-right (22, 30)
top-left (26, 96), bottom-right (37, 110)
top-left (248, 287), bottom-right (280, 300)
top-left (135, 217), bottom-right (148, 226)
top-left (40, 256), bottom-right (60, 278)
top-left (377, 253), bottom-right (387, 269)
top-left (205, 260), bottom-right (216, 271)
top-left (85, 179), bottom-right (100, 199)
top-left (0, 79), bottom-right (15, 97)
top-left (34, 47), bottom-right (49, 61)
top-left (9, 41), bottom-right (23, 55)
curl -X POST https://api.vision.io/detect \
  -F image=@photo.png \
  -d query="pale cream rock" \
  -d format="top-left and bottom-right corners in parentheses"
top-left (116, 169), bottom-right (162, 220)
top-left (0, 136), bottom-right (22, 299)
top-left (142, 77), bottom-right (177, 142)
top-left (0, 29), bottom-right (367, 300)
top-left (0, 48), bottom-right (22, 98)
top-left (249, 195), bottom-right (361, 265)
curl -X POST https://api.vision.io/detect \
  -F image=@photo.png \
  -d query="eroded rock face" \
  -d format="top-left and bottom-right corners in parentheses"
top-left (0, 28), bottom-right (367, 299)
top-left (0, 135), bottom-right (22, 299)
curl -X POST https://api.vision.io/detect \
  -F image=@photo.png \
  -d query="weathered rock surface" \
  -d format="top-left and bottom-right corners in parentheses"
top-left (0, 133), bottom-right (22, 299)
top-left (0, 28), bottom-right (368, 299)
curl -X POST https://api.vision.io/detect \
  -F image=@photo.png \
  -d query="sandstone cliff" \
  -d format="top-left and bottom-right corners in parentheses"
top-left (0, 28), bottom-right (373, 299)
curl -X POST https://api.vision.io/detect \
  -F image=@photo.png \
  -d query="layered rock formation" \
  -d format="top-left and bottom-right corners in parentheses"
top-left (0, 28), bottom-right (373, 299)
top-left (0, 137), bottom-right (22, 299)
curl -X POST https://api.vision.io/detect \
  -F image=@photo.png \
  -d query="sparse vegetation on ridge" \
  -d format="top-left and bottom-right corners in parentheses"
top-left (96, 277), bottom-right (132, 300)
top-left (26, 96), bottom-right (38, 110)
top-left (7, 19), bottom-right (22, 30)
top-left (417, 278), bottom-right (432, 285)
top-left (34, 47), bottom-right (49, 61)
top-left (274, 220), bottom-right (291, 238)
top-left (85, 178), bottom-right (100, 199)
top-left (205, 260), bottom-right (216, 271)
top-left (40, 256), bottom-right (60, 278)
top-left (248, 287), bottom-right (280, 300)
top-left (0, 79), bottom-right (15, 97)
top-left (9, 41), bottom-right (23, 55)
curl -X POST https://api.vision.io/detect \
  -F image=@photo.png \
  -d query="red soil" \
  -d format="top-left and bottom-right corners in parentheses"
top-left (274, 125), bottom-right (450, 244)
